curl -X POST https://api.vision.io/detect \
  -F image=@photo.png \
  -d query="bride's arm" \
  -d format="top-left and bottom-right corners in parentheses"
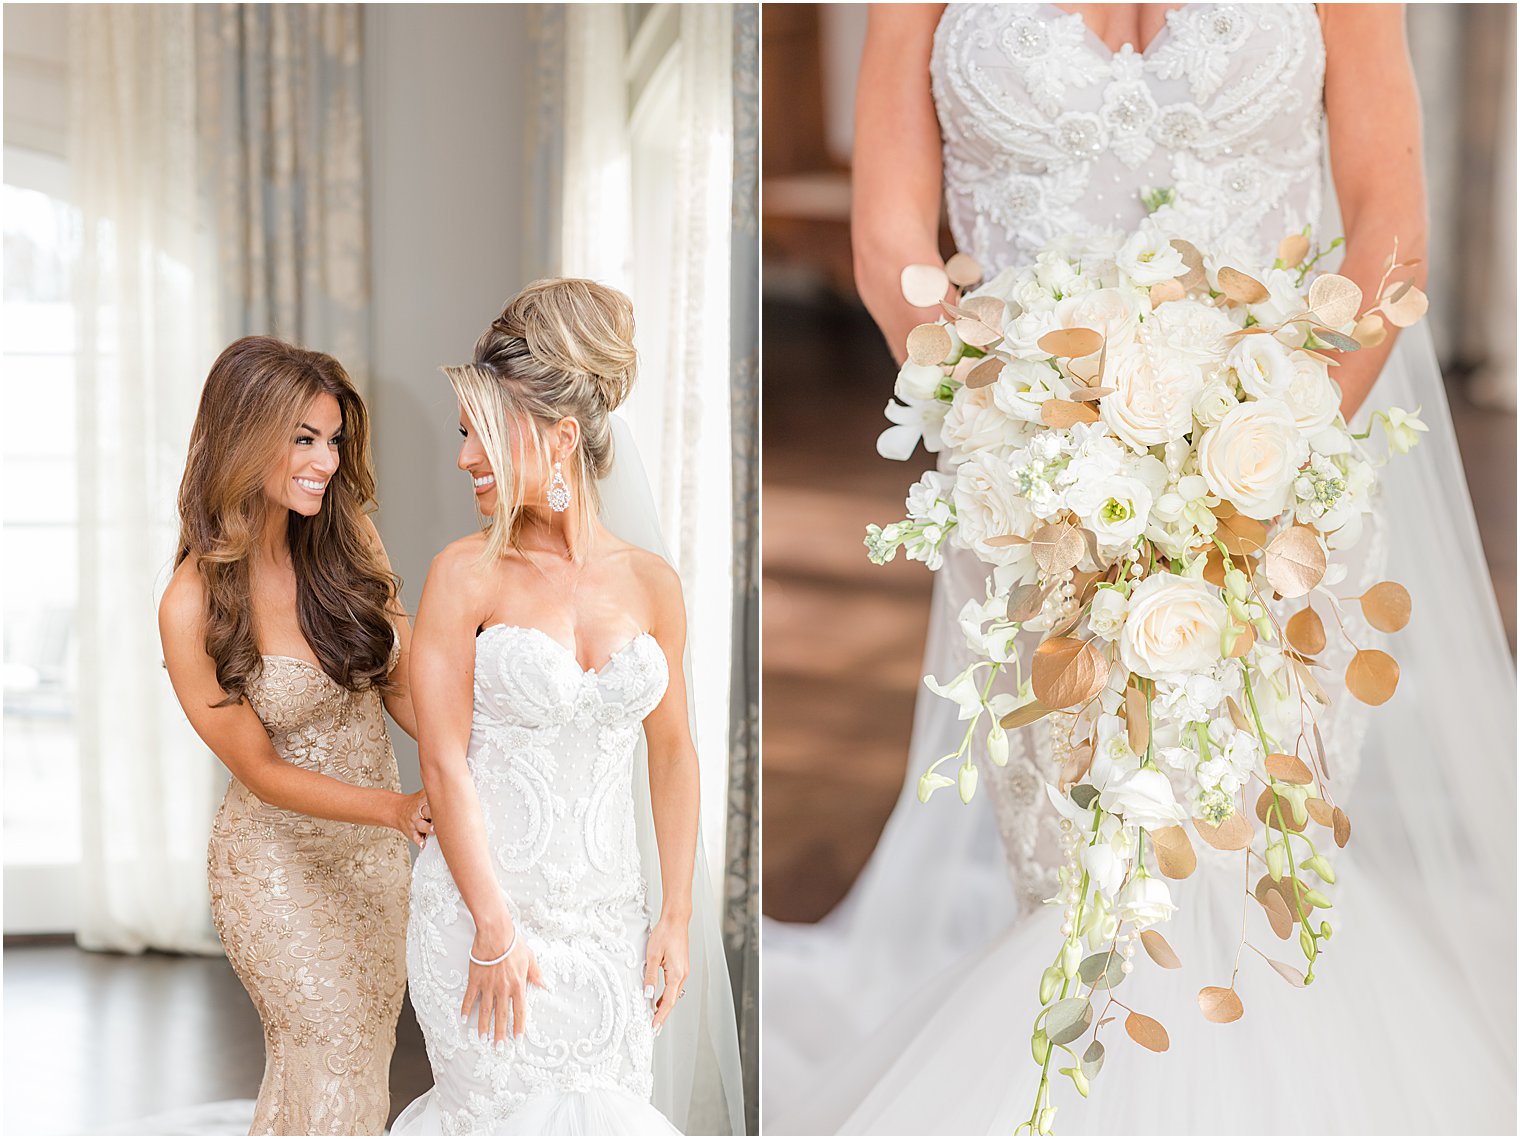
top-left (412, 541), bottom-right (542, 1043)
top-left (640, 557), bottom-right (700, 1032)
top-left (853, 4), bottom-right (949, 363)
top-left (1321, 3), bottom-right (1429, 419)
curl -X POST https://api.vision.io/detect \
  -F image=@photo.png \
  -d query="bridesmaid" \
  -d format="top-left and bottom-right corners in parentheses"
top-left (160, 336), bottom-right (432, 1135)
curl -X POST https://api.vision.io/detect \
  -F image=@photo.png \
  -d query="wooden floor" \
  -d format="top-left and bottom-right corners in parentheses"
top-left (2, 941), bottom-right (434, 1135)
top-left (760, 293), bottom-right (1518, 924)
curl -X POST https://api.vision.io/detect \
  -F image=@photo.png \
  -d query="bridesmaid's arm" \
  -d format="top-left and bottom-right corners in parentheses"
top-left (158, 562), bottom-right (430, 843)
top-left (362, 513), bottom-right (419, 741)
top-left (640, 555), bottom-right (699, 1031)
top-left (1321, 3), bottom-right (1429, 419)
top-left (853, 4), bottom-right (950, 363)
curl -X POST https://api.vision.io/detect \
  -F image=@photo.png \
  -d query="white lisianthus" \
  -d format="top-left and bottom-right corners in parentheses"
top-left (1225, 333), bottom-right (1299, 402)
top-left (1087, 586), bottom-right (1129, 640)
top-left (1053, 288), bottom-right (1147, 352)
top-left (1065, 457), bottom-right (1167, 547)
top-left (1120, 572), bottom-right (1230, 679)
top-left (991, 358), bottom-right (1063, 424)
top-left (1117, 874), bottom-right (1177, 927)
top-left (1117, 228), bottom-right (1187, 286)
top-left (896, 359), bottom-right (945, 402)
top-left (1101, 343), bottom-right (1205, 451)
top-left (941, 385), bottom-right (1022, 457)
top-left (1197, 398), bottom-right (1307, 519)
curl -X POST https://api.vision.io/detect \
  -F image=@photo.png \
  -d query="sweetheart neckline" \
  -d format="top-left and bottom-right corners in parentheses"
top-left (475, 623), bottom-right (655, 678)
top-left (1043, 3), bottom-right (1182, 62)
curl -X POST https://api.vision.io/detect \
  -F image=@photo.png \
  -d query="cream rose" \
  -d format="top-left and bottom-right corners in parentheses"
top-left (1119, 571), bottom-right (1230, 679)
top-left (1225, 334), bottom-right (1298, 402)
top-left (941, 385), bottom-right (1021, 457)
top-left (1197, 397), bottom-right (1307, 519)
top-left (1284, 355), bottom-right (1342, 434)
top-left (951, 451), bottom-right (1038, 577)
top-left (1053, 287), bottom-right (1146, 353)
top-left (1101, 343), bottom-right (1204, 452)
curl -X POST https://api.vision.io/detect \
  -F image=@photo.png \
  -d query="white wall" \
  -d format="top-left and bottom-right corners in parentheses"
top-left (364, 4), bottom-right (531, 788)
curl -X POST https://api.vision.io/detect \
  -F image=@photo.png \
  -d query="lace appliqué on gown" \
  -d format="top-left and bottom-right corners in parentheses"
top-left (405, 625), bottom-right (673, 1135)
top-left (206, 654), bottom-right (410, 1136)
top-left (931, 4), bottom-right (1324, 268)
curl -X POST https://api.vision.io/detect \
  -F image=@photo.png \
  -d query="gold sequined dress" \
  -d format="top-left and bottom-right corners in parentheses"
top-left (207, 654), bottom-right (411, 1135)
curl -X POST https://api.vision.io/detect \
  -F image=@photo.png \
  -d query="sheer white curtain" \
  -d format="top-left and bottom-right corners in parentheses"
top-left (70, 5), bottom-right (224, 954)
top-left (559, 3), bottom-right (736, 888)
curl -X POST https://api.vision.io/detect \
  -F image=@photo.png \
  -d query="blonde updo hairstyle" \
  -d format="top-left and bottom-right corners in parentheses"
top-left (444, 278), bottom-right (636, 561)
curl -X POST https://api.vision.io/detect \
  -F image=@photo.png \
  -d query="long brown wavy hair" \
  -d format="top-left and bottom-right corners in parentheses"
top-left (174, 336), bottom-right (398, 705)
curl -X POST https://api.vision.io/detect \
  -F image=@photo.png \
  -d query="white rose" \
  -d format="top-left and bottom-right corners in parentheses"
top-left (1193, 380), bottom-right (1239, 428)
top-left (1284, 355), bottom-right (1342, 434)
top-left (1117, 228), bottom-right (1187, 286)
top-left (1197, 398), bottom-right (1307, 519)
top-left (1148, 299), bottom-right (1239, 364)
top-left (941, 385), bottom-right (1021, 457)
top-left (1120, 571), bottom-right (1230, 679)
top-left (1004, 308), bottom-right (1063, 359)
top-left (1225, 334), bottom-right (1298, 402)
top-left (1011, 273), bottom-right (1059, 315)
top-left (1101, 343), bottom-right (1204, 451)
top-left (896, 360), bottom-right (944, 402)
top-left (1053, 288), bottom-right (1146, 352)
top-left (1034, 252), bottom-right (1083, 295)
top-left (1117, 874), bottom-right (1178, 927)
top-left (1087, 586), bottom-right (1129, 640)
top-left (952, 451), bottom-right (1038, 577)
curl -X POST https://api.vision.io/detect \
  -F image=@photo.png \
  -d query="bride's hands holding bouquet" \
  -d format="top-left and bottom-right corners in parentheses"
top-left (464, 925), bottom-right (546, 1047)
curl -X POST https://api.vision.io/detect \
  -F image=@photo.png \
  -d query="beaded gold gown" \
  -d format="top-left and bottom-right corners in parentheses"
top-left (207, 653), bottom-right (411, 1135)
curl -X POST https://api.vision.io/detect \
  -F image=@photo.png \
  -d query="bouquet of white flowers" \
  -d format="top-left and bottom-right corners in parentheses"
top-left (867, 227), bottom-right (1429, 1134)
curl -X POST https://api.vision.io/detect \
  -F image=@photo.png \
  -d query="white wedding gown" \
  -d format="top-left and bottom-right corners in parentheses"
top-left (763, 5), bottom-right (1517, 1133)
top-left (395, 624), bottom-right (679, 1135)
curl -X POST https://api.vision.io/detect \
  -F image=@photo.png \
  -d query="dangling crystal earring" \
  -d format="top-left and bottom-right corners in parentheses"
top-left (547, 461), bottom-right (571, 513)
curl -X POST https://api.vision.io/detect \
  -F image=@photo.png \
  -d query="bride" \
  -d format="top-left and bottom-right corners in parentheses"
top-left (764, 4), bottom-right (1515, 1134)
top-left (393, 279), bottom-right (743, 1135)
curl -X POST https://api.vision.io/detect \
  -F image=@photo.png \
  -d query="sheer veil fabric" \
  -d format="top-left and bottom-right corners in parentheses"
top-left (761, 8), bottom-right (1515, 1128)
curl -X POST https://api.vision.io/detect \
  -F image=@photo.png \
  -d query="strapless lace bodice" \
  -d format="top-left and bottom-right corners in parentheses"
top-left (931, 3), bottom-right (1325, 269)
top-left (405, 624), bottom-right (675, 1134)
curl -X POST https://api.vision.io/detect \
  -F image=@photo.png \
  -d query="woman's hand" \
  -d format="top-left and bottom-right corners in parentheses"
top-left (644, 914), bottom-right (691, 1034)
top-left (463, 928), bottom-right (545, 1046)
top-left (391, 790), bottom-right (433, 848)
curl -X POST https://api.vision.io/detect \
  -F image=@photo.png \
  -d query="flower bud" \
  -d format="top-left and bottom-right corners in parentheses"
top-left (1039, 967), bottom-right (1063, 1005)
top-left (1303, 854), bottom-right (1336, 884)
top-left (1068, 1067), bottom-right (1090, 1098)
top-left (958, 763), bottom-right (979, 804)
top-left (1265, 842), bottom-right (1285, 882)
top-left (1319, 921), bottom-right (1333, 940)
top-left (1304, 888), bottom-right (1333, 909)
top-left (1299, 926), bottom-right (1316, 958)
top-left (1038, 1107), bottom-right (1057, 1135)
top-left (1061, 939), bottom-right (1082, 980)
top-left (987, 723), bottom-right (1010, 767)
top-left (1224, 568), bottom-right (1250, 601)
top-left (1032, 1028), bottom-right (1050, 1065)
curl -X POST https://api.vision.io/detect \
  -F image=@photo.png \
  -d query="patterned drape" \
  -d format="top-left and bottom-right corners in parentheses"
top-left (194, 4), bottom-right (371, 385)
top-left (723, 6), bottom-right (760, 1133)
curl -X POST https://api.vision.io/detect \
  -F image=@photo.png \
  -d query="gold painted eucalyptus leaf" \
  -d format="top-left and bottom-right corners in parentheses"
top-left (1194, 811), bottom-right (1253, 851)
top-left (1265, 753), bottom-right (1314, 785)
top-left (1149, 824), bottom-right (1197, 880)
top-left (1306, 272), bottom-right (1362, 327)
top-left (906, 323), bottom-right (952, 366)
top-left (962, 355), bottom-right (1006, 390)
top-left (1278, 233), bottom-right (1310, 267)
top-left (901, 263), bottom-right (951, 308)
top-left (1263, 526), bottom-right (1326, 598)
top-left (1031, 521), bottom-right (1085, 574)
top-left (1217, 266), bottom-right (1271, 305)
top-left (1041, 399), bottom-right (1102, 429)
top-left (1149, 278), bottom-right (1187, 305)
top-left (1038, 327), bottom-right (1105, 359)
top-left (1359, 581), bottom-right (1412, 632)
top-left (1001, 699), bottom-right (1055, 730)
top-left (1353, 312), bottom-right (1388, 347)
top-left (1286, 605), bottom-right (1327, 655)
top-left (1380, 282), bottom-right (1429, 328)
top-left (1140, 929), bottom-right (1182, 970)
top-left (1124, 684), bottom-right (1150, 756)
top-left (1198, 986), bottom-right (1245, 1023)
top-left (1346, 649), bottom-right (1399, 705)
top-left (944, 251), bottom-right (983, 288)
top-left (1032, 637), bottom-right (1109, 710)
top-left (1124, 1011), bottom-right (1170, 1052)
top-left (1171, 239), bottom-right (1206, 289)
top-left (1263, 956), bottom-right (1308, 988)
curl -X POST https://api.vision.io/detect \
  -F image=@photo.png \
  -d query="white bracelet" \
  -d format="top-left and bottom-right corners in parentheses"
top-left (470, 929), bottom-right (518, 967)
